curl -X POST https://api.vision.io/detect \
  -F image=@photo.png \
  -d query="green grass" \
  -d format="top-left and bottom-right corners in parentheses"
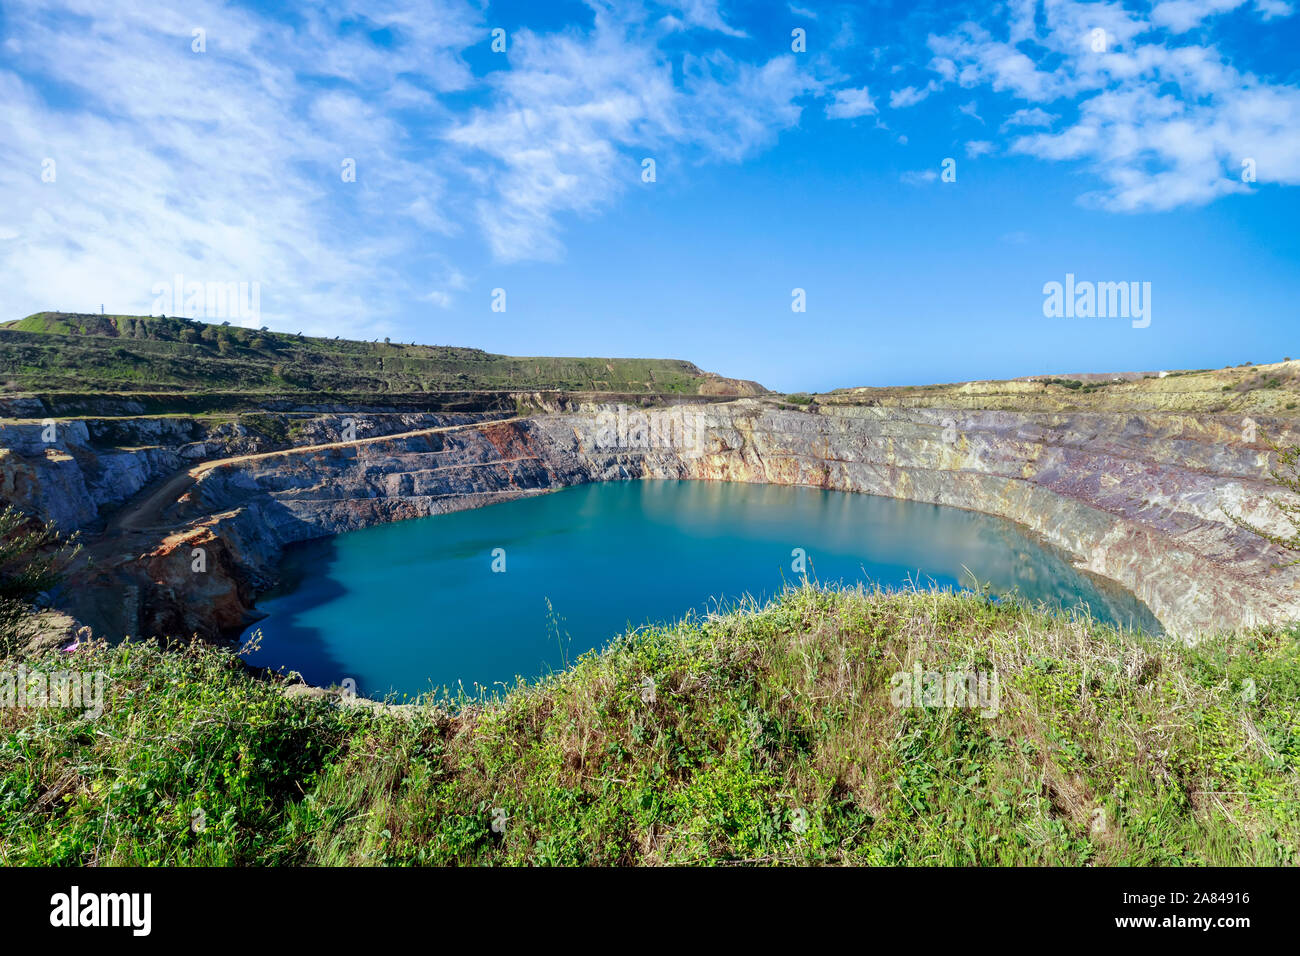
top-left (2, 585), bottom-right (1297, 865)
top-left (0, 312), bottom-right (747, 395)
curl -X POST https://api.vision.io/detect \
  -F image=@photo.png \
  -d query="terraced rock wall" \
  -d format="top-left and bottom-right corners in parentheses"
top-left (4, 399), bottom-right (1298, 640)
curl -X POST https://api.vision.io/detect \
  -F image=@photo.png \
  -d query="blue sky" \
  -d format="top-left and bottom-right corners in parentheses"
top-left (2, 0), bottom-right (1298, 391)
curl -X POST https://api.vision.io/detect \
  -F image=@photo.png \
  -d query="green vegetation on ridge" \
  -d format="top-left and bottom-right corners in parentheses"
top-left (3, 585), bottom-right (1296, 866)
top-left (0, 312), bottom-right (754, 395)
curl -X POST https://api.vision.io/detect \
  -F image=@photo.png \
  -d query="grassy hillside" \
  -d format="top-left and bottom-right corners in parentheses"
top-left (3, 585), bottom-right (1295, 866)
top-left (0, 312), bottom-right (760, 395)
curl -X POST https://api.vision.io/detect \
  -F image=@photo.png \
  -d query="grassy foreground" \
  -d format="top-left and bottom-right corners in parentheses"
top-left (2, 585), bottom-right (1297, 866)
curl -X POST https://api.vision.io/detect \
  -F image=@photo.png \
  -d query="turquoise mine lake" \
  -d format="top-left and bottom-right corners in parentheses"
top-left (242, 480), bottom-right (1160, 698)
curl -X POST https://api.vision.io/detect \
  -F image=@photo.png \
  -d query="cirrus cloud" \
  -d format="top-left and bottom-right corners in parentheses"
top-left (921, 0), bottom-right (1300, 211)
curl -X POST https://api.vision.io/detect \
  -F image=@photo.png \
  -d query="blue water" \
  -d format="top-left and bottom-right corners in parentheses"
top-left (240, 480), bottom-right (1160, 698)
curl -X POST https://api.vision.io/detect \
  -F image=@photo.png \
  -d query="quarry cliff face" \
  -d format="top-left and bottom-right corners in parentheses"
top-left (5, 399), bottom-right (1298, 642)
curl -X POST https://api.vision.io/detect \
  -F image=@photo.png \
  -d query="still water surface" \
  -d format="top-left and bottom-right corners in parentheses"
top-left (241, 480), bottom-right (1160, 698)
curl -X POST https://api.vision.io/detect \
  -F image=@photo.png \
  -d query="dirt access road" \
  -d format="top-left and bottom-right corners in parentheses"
top-left (103, 415), bottom-right (530, 536)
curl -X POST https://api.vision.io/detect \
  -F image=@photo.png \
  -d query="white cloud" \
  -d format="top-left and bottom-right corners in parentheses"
top-left (1255, 0), bottom-right (1295, 18)
top-left (1001, 107), bottom-right (1058, 130)
top-left (6, 0), bottom-right (1297, 333)
top-left (0, 0), bottom-right (826, 327)
top-left (0, 0), bottom-right (480, 332)
top-left (670, 0), bottom-right (748, 38)
top-left (1150, 0), bottom-right (1260, 32)
top-left (900, 169), bottom-right (939, 185)
top-left (889, 82), bottom-right (938, 108)
top-left (826, 86), bottom-right (877, 119)
top-left (448, 12), bottom-right (824, 261)
top-left (921, 0), bottom-right (1300, 212)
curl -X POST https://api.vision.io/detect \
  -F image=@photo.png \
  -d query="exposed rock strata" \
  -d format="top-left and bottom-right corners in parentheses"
top-left (4, 400), bottom-right (1298, 641)
top-left (0, 412), bottom-right (501, 530)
